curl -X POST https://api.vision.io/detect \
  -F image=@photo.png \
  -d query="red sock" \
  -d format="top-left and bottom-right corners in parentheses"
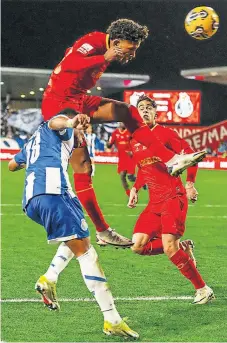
top-left (125, 189), bottom-right (131, 197)
top-left (73, 173), bottom-right (109, 232)
top-left (170, 249), bottom-right (205, 289)
top-left (140, 238), bottom-right (164, 255)
top-left (125, 106), bottom-right (175, 163)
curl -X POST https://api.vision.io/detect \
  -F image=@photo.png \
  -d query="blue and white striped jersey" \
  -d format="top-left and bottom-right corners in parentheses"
top-left (14, 120), bottom-right (76, 209)
top-left (84, 133), bottom-right (96, 158)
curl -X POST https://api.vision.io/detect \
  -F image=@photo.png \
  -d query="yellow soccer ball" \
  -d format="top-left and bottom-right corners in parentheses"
top-left (184, 6), bottom-right (219, 40)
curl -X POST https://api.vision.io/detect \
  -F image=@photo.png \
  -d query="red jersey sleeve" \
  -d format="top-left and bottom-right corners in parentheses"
top-left (133, 167), bottom-right (145, 191)
top-left (166, 128), bottom-right (198, 183)
top-left (59, 32), bottom-right (107, 73)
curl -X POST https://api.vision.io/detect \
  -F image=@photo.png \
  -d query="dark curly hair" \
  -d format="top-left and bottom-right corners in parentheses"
top-left (106, 19), bottom-right (149, 43)
top-left (136, 95), bottom-right (157, 108)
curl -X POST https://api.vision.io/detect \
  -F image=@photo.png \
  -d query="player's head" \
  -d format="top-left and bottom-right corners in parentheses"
top-left (106, 19), bottom-right (149, 64)
top-left (136, 95), bottom-right (157, 126)
top-left (119, 122), bottom-right (126, 130)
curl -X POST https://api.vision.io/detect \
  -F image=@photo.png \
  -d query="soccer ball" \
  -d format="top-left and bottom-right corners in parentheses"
top-left (184, 6), bottom-right (219, 40)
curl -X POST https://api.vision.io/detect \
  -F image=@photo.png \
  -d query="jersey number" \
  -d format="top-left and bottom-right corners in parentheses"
top-left (26, 132), bottom-right (41, 166)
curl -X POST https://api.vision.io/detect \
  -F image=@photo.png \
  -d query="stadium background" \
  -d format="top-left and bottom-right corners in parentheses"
top-left (1, 0), bottom-right (227, 342)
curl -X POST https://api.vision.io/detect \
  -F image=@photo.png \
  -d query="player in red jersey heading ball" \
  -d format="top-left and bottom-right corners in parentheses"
top-left (42, 18), bottom-right (206, 177)
top-left (127, 95), bottom-right (214, 305)
top-left (107, 123), bottom-right (136, 197)
top-left (41, 18), bottom-right (206, 247)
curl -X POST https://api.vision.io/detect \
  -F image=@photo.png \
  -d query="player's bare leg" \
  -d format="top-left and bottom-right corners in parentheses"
top-left (71, 146), bottom-right (132, 247)
top-left (131, 233), bottom-right (150, 254)
top-left (162, 234), bottom-right (214, 304)
top-left (131, 233), bottom-right (196, 262)
top-left (91, 99), bottom-right (206, 175)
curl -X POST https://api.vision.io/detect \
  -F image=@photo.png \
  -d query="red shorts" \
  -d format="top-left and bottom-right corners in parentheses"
top-left (133, 195), bottom-right (188, 238)
top-left (42, 93), bottom-right (103, 121)
top-left (118, 155), bottom-right (136, 174)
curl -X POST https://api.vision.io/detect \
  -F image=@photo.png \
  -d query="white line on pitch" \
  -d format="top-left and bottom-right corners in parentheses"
top-left (0, 295), bottom-right (193, 303)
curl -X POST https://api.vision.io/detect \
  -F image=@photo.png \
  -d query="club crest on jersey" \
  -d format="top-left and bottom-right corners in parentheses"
top-left (77, 43), bottom-right (94, 55)
top-left (81, 218), bottom-right (88, 231)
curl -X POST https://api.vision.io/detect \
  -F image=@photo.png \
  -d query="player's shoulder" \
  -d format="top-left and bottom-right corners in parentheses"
top-left (155, 124), bottom-right (177, 136)
top-left (112, 128), bottom-right (119, 134)
top-left (88, 31), bottom-right (106, 38)
top-left (75, 31), bottom-right (106, 45)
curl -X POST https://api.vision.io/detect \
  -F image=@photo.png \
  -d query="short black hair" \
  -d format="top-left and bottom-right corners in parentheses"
top-left (136, 95), bottom-right (157, 108)
top-left (106, 19), bottom-right (149, 43)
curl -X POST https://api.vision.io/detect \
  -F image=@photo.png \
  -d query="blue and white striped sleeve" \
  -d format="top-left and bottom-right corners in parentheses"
top-left (14, 147), bottom-right (27, 165)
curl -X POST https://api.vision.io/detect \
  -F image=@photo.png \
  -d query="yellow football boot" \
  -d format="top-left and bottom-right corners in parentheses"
top-left (103, 319), bottom-right (139, 338)
top-left (35, 275), bottom-right (60, 310)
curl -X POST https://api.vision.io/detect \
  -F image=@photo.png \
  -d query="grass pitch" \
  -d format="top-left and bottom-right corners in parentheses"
top-left (1, 162), bottom-right (227, 342)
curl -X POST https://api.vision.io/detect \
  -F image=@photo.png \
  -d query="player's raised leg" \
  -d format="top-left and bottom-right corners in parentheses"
top-left (71, 145), bottom-right (132, 247)
top-left (92, 99), bottom-right (206, 176)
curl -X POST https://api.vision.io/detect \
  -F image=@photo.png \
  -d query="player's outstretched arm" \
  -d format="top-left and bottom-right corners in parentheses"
top-left (48, 114), bottom-right (90, 131)
top-left (8, 148), bottom-right (26, 172)
top-left (8, 159), bottom-right (25, 172)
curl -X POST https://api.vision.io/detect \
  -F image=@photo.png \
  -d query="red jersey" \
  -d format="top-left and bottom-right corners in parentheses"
top-left (109, 128), bottom-right (132, 159)
top-left (44, 32), bottom-right (109, 99)
top-left (131, 124), bottom-right (197, 203)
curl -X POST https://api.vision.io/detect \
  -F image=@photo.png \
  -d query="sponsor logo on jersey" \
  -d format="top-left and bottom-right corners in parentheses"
top-left (77, 43), bottom-right (94, 55)
top-left (139, 156), bottom-right (161, 167)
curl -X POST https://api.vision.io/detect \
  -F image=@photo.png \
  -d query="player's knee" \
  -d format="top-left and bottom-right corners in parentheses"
top-left (131, 244), bottom-right (143, 255)
top-left (163, 241), bottom-right (178, 257)
top-left (131, 234), bottom-right (148, 255)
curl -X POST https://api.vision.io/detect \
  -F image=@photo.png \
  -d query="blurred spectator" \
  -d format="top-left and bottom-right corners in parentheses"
top-left (95, 133), bottom-right (107, 152)
top-left (218, 141), bottom-right (227, 155)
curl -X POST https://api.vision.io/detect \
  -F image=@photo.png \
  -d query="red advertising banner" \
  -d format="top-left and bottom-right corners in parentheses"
top-left (185, 120), bottom-right (227, 151)
top-left (124, 90), bottom-right (201, 124)
top-left (168, 125), bottom-right (206, 138)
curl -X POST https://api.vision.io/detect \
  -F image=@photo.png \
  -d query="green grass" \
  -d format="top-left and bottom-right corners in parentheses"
top-left (1, 162), bottom-right (227, 342)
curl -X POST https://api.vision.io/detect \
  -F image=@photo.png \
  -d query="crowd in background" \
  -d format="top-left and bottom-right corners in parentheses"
top-left (1, 105), bottom-right (227, 157)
